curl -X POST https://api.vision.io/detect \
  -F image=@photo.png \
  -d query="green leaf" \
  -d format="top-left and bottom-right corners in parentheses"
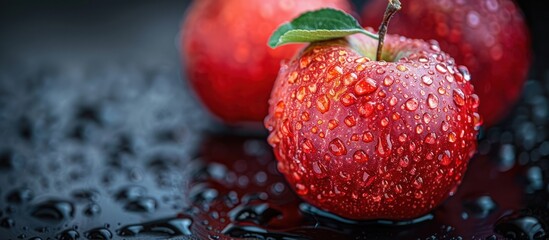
top-left (268, 8), bottom-right (378, 48)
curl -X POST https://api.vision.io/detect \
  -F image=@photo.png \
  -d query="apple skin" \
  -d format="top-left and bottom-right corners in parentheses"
top-left (362, 0), bottom-right (531, 127)
top-left (181, 0), bottom-right (352, 124)
top-left (265, 33), bottom-right (480, 220)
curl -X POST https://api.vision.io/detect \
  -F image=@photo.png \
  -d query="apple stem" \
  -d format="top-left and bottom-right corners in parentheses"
top-left (376, 0), bottom-right (401, 61)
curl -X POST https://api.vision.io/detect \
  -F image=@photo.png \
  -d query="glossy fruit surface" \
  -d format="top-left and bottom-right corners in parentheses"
top-left (265, 33), bottom-right (480, 220)
top-left (181, 0), bottom-right (351, 124)
top-left (362, 0), bottom-right (531, 126)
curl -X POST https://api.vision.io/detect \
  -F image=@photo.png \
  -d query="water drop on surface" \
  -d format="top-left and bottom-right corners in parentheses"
top-left (329, 138), bottom-right (347, 156)
top-left (354, 78), bottom-right (377, 96)
top-left (353, 150), bottom-right (369, 163)
top-left (316, 95), bottom-right (330, 114)
top-left (462, 195), bottom-right (497, 219)
top-left (85, 227), bottom-right (113, 239)
top-left (57, 229), bottom-right (79, 240)
top-left (421, 75), bottom-right (433, 85)
top-left (453, 89), bottom-right (465, 106)
top-left (383, 76), bottom-right (394, 86)
top-left (424, 133), bottom-right (437, 144)
top-left (117, 217), bottom-right (192, 237)
top-left (405, 98), bottom-right (419, 111)
top-left (427, 94), bottom-right (439, 109)
top-left (31, 199), bottom-right (75, 222)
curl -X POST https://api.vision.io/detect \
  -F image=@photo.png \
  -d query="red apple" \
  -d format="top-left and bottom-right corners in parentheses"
top-left (181, 0), bottom-right (352, 124)
top-left (362, 0), bottom-right (531, 127)
top-left (265, 7), bottom-right (480, 220)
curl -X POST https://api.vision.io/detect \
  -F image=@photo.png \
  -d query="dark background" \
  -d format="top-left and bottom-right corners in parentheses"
top-left (0, 0), bottom-right (548, 239)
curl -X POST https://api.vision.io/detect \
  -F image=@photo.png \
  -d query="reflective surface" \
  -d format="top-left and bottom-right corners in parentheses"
top-left (0, 0), bottom-right (548, 239)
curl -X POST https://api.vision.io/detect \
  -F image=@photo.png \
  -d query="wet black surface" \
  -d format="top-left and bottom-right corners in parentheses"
top-left (1, 0), bottom-right (548, 239)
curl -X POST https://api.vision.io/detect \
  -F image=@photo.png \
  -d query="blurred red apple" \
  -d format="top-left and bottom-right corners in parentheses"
top-left (181, 0), bottom-right (352, 125)
top-left (362, 0), bottom-right (531, 127)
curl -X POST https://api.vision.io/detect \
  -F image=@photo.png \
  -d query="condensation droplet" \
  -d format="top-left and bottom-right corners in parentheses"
top-left (353, 150), bottom-right (369, 163)
top-left (329, 138), bottom-right (347, 156)
top-left (427, 94), bottom-right (439, 109)
top-left (405, 98), bottom-right (419, 111)
top-left (421, 75), bottom-right (433, 85)
top-left (453, 89), bottom-right (465, 107)
top-left (316, 95), bottom-right (330, 113)
top-left (354, 78), bottom-right (377, 96)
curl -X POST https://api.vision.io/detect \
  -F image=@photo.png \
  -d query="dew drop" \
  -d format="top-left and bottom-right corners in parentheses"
top-left (423, 113), bottom-right (432, 124)
top-left (421, 75), bottom-right (433, 85)
top-left (316, 95), bottom-right (330, 113)
top-left (396, 64), bottom-right (408, 72)
top-left (424, 133), bottom-right (437, 144)
top-left (398, 133), bottom-right (407, 142)
top-left (405, 98), bottom-right (419, 111)
top-left (435, 64), bottom-right (448, 73)
top-left (438, 87), bottom-right (446, 95)
top-left (328, 119), bottom-right (339, 130)
top-left (288, 71), bottom-right (298, 84)
top-left (383, 76), bottom-right (394, 86)
top-left (389, 96), bottom-right (398, 106)
top-left (344, 116), bottom-right (356, 127)
top-left (302, 139), bottom-right (314, 153)
top-left (362, 132), bottom-right (374, 143)
top-left (343, 73), bottom-right (358, 86)
top-left (380, 117), bottom-right (389, 127)
top-left (453, 89), bottom-right (465, 107)
top-left (448, 132), bottom-right (457, 143)
top-left (295, 184), bottom-right (308, 195)
top-left (416, 124), bottom-right (424, 134)
top-left (441, 121), bottom-right (449, 132)
top-left (340, 92), bottom-right (357, 107)
top-left (358, 101), bottom-right (375, 118)
top-left (354, 78), bottom-right (377, 96)
top-left (353, 150), bottom-right (369, 163)
top-left (438, 150), bottom-right (452, 165)
top-left (427, 94), bottom-right (439, 109)
top-left (329, 138), bottom-right (347, 156)
top-left (296, 86), bottom-right (307, 102)
top-left (376, 134), bottom-right (392, 157)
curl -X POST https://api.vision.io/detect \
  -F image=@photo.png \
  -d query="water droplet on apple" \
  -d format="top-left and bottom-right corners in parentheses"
top-left (438, 150), bottom-right (452, 165)
top-left (340, 92), bottom-right (357, 107)
top-left (427, 94), bottom-right (439, 109)
top-left (416, 124), bottom-right (424, 134)
top-left (405, 98), bottom-right (419, 111)
top-left (362, 132), bottom-right (374, 143)
top-left (435, 64), bottom-right (448, 73)
top-left (448, 132), bottom-right (457, 143)
top-left (295, 183), bottom-right (308, 195)
top-left (453, 89), bottom-right (466, 107)
top-left (328, 119), bottom-right (338, 130)
top-left (424, 133), bottom-right (437, 144)
top-left (383, 76), bottom-right (394, 86)
top-left (302, 139), bottom-right (314, 153)
top-left (329, 138), bottom-right (347, 156)
top-left (344, 115), bottom-right (356, 127)
top-left (316, 95), bottom-right (330, 113)
top-left (389, 96), bottom-right (398, 106)
top-left (353, 150), bottom-right (369, 163)
top-left (358, 101), bottom-right (375, 117)
top-left (380, 117), bottom-right (389, 127)
top-left (421, 75), bottom-right (433, 85)
top-left (354, 78), bottom-right (377, 96)
top-left (376, 134), bottom-right (392, 156)
top-left (288, 71), bottom-right (298, 84)
top-left (296, 86), bottom-right (307, 102)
